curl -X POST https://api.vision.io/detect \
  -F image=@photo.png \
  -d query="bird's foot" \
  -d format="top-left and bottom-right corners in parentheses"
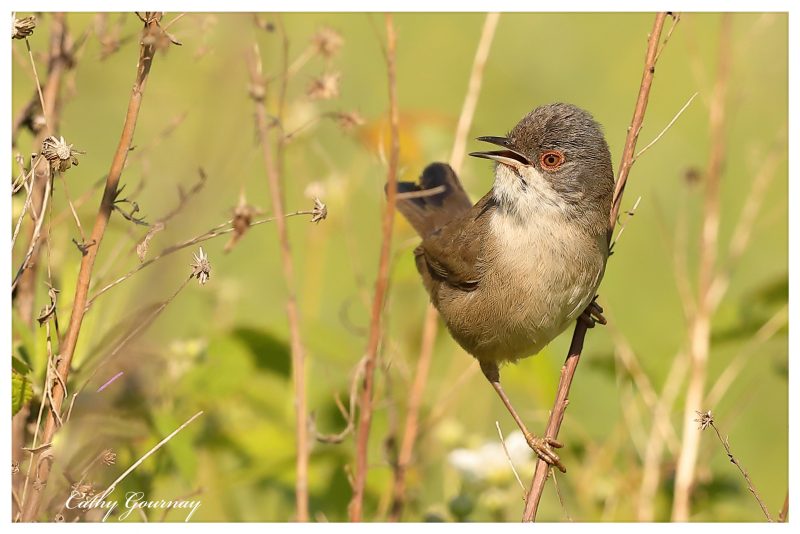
top-left (524, 432), bottom-right (566, 473)
top-left (578, 297), bottom-right (607, 328)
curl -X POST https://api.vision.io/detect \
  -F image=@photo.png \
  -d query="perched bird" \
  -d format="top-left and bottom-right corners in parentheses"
top-left (394, 103), bottom-right (614, 471)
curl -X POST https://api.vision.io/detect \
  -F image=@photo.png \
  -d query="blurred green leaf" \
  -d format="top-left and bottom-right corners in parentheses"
top-left (12, 369), bottom-right (33, 415)
top-left (712, 273), bottom-right (788, 343)
top-left (231, 327), bottom-right (291, 378)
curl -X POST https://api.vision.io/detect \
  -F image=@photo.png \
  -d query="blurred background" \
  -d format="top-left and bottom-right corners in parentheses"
top-left (11, 12), bottom-right (787, 522)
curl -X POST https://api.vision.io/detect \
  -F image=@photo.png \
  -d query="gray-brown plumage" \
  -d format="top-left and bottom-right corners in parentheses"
top-left (395, 103), bottom-right (615, 471)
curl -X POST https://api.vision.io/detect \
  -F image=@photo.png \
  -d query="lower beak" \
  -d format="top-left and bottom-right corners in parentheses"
top-left (469, 136), bottom-right (531, 168)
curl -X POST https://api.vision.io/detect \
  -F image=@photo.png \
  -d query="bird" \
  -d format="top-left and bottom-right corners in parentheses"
top-left (394, 103), bottom-right (614, 471)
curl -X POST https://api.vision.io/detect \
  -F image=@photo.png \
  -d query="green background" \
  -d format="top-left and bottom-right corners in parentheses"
top-left (11, 12), bottom-right (787, 522)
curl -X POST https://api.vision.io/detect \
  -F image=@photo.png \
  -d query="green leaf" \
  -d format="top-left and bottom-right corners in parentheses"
top-left (12, 369), bottom-right (33, 415)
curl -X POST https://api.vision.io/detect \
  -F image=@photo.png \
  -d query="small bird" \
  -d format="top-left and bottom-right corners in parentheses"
top-left (395, 103), bottom-right (614, 471)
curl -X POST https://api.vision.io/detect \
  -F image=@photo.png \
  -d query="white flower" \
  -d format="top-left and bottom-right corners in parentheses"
top-left (447, 430), bottom-right (531, 483)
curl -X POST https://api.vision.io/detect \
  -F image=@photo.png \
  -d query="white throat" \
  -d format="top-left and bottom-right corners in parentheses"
top-left (491, 164), bottom-right (570, 222)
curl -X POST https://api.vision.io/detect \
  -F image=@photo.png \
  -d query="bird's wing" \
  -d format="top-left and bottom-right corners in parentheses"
top-left (395, 162), bottom-right (473, 239)
top-left (415, 192), bottom-right (496, 293)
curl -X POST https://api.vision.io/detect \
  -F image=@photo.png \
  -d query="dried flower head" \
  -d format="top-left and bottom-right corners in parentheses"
top-left (310, 198), bottom-right (328, 224)
top-left (36, 285), bottom-right (60, 326)
top-left (101, 449), bottom-right (117, 466)
top-left (311, 27), bottom-right (343, 58)
top-left (12, 16), bottom-right (36, 39)
top-left (328, 111), bottom-right (365, 132)
top-left (190, 247), bottom-right (211, 285)
top-left (224, 189), bottom-right (259, 253)
top-left (70, 481), bottom-right (96, 501)
top-left (140, 13), bottom-right (182, 51)
top-left (695, 410), bottom-right (714, 431)
top-left (307, 72), bottom-right (340, 101)
top-left (41, 135), bottom-right (83, 173)
top-left (12, 461), bottom-right (20, 475)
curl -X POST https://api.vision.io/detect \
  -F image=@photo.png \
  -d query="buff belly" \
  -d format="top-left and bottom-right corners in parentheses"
top-left (436, 211), bottom-right (606, 365)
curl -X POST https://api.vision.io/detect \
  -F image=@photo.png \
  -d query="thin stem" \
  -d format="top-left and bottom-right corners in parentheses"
top-left (708, 421), bottom-right (772, 521)
top-left (633, 92), bottom-right (697, 162)
top-left (387, 13), bottom-right (499, 521)
top-left (20, 14), bottom-right (160, 521)
top-left (24, 38), bottom-right (48, 128)
top-left (85, 211), bottom-right (314, 310)
top-left (11, 171), bottom-right (52, 291)
top-left (78, 277), bottom-right (191, 397)
top-left (14, 13), bottom-right (72, 326)
top-left (448, 12), bottom-right (500, 173)
top-left (349, 14), bottom-right (399, 522)
top-left (522, 12), bottom-right (669, 522)
top-left (671, 14), bottom-right (731, 522)
top-left (96, 411), bottom-right (204, 502)
top-left (247, 40), bottom-right (310, 521)
top-left (496, 422), bottom-right (526, 495)
top-left (58, 172), bottom-right (86, 242)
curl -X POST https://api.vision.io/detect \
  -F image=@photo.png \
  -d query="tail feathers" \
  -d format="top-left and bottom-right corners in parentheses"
top-left (392, 162), bottom-right (472, 238)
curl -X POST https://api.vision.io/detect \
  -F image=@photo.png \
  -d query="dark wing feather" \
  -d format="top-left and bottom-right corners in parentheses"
top-left (395, 162), bottom-right (472, 239)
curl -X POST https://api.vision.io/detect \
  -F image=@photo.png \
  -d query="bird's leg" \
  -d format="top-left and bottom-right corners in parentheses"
top-left (479, 361), bottom-right (566, 473)
top-left (577, 296), bottom-right (607, 328)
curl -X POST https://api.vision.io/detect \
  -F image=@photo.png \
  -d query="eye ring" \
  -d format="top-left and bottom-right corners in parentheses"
top-left (539, 150), bottom-right (566, 171)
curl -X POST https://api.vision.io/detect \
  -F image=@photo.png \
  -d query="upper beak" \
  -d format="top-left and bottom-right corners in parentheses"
top-left (469, 136), bottom-right (532, 168)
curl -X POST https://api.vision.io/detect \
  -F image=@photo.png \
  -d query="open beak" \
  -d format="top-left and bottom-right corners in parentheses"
top-left (469, 136), bottom-right (531, 168)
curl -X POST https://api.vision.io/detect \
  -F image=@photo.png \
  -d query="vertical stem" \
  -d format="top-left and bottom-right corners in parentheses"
top-left (14, 12), bottom-right (69, 325)
top-left (522, 12), bottom-right (668, 522)
top-left (671, 13), bottom-right (731, 522)
top-left (349, 13), bottom-right (399, 522)
top-left (20, 14), bottom-right (160, 522)
top-left (247, 46), bottom-right (310, 521)
top-left (388, 12), bottom-right (499, 521)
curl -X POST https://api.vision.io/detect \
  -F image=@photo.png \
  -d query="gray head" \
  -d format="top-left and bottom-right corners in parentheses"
top-left (470, 103), bottom-right (614, 232)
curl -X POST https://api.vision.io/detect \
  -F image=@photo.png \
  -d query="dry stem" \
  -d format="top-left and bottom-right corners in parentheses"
top-left (387, 12), bottom-right (499, 521)
top-left (85, 210), bottom-right (317, 309)
top-left (671, 14), bottom-right (731, 521)
top-left (706, 418), bottom-right (773, 521)
top-left (246, 41), bottom-right (310, 521)
top-left (14, 12), bottom-right (72, 326)
top-left (348, 14), bottom-right (399, 522)
top-left (96, 411), bottom-right (204, 503)
top-left (522, 12), bottom-right (669, 522)
top-left (19, 14), bottom-right (160, 521)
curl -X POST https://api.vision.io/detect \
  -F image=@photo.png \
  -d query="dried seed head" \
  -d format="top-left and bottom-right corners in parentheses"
top-left (311, 27), bottom-right (343, 58)
top-left (101, 449), bottom-right (117, 466)
top-left (70, 481), bottom-right (96, 500)
top-left (12, 16), bottom-right (36, 39)
top-left (328, 111), bottom-right (365, 132)
top-left (224, 189), bottom-right (259, 253)
top-left (307, 72), bottom-right (340, 101)
top-left (12, 461), bottom-right (20, 475)
top-left (140, 13), bottom-right (181, 51)
top-left (41, 135), bottom-right (83, 173)
top-left (694, 410), bottom-right (714, 431)
top-left (36, 285), bottom-right (60, 326)
top-left (310, 198), bottom-right (327, 224)
top-left (190, 247), bottom-right (211, 285)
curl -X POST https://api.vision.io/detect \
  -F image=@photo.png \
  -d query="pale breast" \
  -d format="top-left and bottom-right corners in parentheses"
top-left (437, 209), bottom-right (606, 364)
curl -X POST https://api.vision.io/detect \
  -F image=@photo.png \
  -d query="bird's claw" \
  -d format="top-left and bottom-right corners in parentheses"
top-left (525, 432), bottom-right (566, 473)
top-left (578, 297), bottom-right (606, 328)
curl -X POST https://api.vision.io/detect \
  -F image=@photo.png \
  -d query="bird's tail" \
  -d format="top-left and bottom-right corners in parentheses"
top-left (391, 162), bottom-right (472, 238)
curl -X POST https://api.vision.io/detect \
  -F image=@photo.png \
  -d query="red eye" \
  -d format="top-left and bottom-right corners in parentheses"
top-left (540, 150), bottom-right (565, 170)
